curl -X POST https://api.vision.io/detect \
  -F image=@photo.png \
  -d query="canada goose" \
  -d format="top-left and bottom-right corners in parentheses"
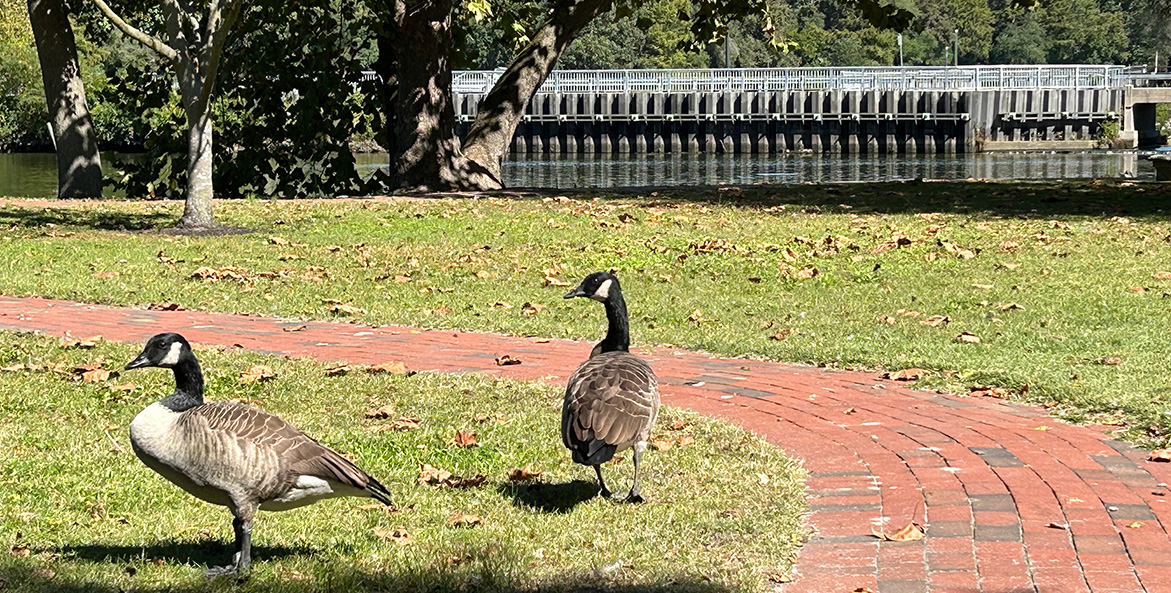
top-left (123, 333), bottom-right (392, 577)
top-left (562, 271), bottom-right (660, 502)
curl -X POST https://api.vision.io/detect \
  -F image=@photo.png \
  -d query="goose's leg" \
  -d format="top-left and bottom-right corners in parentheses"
top-left (593, 464), bottom-right (611, 498)
top-left (627, 448), bottom-right (645, 503)
top-left (205, 513), bottom-right (253, 578)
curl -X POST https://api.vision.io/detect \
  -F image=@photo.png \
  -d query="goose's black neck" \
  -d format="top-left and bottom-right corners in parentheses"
top-left (594, 288), bottom-right (630, 355)
top-left (160, 357), bottom-right (204, 412)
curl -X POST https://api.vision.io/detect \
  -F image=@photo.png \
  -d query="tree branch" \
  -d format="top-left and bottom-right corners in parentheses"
top-left (89, 0), bottom-right (178, 61)
top-left (194, 0), bottom-right (244, 109)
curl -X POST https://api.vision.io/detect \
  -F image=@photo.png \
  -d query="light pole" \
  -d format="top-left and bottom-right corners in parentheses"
top-left (897, 33), bottom-right (904, 67)
top-left (953, 29), bottom-right (959, 67)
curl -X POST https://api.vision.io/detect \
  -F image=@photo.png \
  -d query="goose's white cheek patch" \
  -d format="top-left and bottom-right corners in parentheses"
top-left (160, 342), bottom-right (183, 366)
top-left (591, 279), bottom-right (613, 301)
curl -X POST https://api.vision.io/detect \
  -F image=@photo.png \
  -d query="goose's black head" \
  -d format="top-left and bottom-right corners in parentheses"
top-left (565, 271), bottom-right (620, 303)
top-left (125, 333), bottom-right (193, 370)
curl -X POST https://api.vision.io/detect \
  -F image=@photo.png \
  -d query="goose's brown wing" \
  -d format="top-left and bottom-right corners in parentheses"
top-left (182, 402), bottom-right (391, 503)
top-left (562, 352), bottom-right (659, 465)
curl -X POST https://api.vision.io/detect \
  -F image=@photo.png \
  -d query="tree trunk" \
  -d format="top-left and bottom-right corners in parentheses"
top-left (176, 106), bottom-right (215, 229)
top-left (461, 0), bottom-right (612, 180)
top-left (381, 0), bottom-right (500, 192)
top-left (27, 0), bottom-right (103, 198)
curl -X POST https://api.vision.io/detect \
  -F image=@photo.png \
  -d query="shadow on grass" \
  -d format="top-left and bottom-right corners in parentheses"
top-left (497, 480), bottom-right (600, 514)
top-left (0, 206), bottom-right (175, 232)
top-left (1, 544), bottom-right (740, 593)
top-left (57, 541), bottom-right (312, 566)
top-left (555, 180), bottom-right (1171, 219)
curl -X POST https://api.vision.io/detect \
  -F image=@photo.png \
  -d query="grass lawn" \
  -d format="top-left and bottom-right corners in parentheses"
top-left (0, 332), bottom-right (805, 592)
top-left (1, 180), bottom-right (1171, 445)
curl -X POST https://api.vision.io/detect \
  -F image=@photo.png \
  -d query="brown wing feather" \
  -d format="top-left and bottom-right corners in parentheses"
top-left (185, 402), bottom-right (386, 499)
top-left (562, 351), bottom-right (659, 464)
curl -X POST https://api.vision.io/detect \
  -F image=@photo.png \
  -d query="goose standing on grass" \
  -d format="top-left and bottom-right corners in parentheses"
top-left (123, 333), bottom-right (393, 577)
top-left (562, 271), bottom-right (660, 502)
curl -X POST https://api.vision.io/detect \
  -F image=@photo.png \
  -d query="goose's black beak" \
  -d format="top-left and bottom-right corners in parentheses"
top-left (124, 353), bottom-right (152, 370)
top-left (564, 287), bottom-right (587, 299)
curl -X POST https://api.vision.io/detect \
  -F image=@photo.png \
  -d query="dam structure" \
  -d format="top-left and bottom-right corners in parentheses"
top-left (448, 65), bottom-right (1169, 155)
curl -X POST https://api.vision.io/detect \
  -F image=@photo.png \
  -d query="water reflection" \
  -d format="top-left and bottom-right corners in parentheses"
top-left (0, 151), bottom-right (1151, 198)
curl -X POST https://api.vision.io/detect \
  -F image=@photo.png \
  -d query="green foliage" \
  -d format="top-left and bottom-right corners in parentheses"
top-left (0, 1), bottom-right (48, 151)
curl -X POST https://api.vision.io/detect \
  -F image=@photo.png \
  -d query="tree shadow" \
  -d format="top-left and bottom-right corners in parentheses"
top-left (497, 480), bottom-right (601, 514)
top-left (1, 549), bottom-right (736, 593)
top-left (0, 206), bottom-right (176, 231)
top-left (56, 541), bottom-right (312, 566)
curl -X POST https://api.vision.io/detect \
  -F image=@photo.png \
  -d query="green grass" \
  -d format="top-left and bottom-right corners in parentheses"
top-left (2, 180), bottom-right (1171, 444)
top-left (0, 332), bottom-right (805, 592)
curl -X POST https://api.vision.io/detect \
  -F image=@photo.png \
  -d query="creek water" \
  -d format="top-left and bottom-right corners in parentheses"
top-left (0, 151), bottom-right (1152, 198)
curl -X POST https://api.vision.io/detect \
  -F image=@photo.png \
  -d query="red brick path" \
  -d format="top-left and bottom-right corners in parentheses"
top-left (3, 295), bottom-right (1171, 593)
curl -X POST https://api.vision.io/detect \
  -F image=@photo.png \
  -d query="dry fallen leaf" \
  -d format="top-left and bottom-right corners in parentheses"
top-left (328, 303), bottom-right (363, 316)
top-left (450, 431), bottom-right (478, 448)
top-left (269, 236), bottom-right (290, 246)
top-left (239, 365), bottom-right (275, 384)
top-left (844, 407), bottom-right (857, 414)
top-left (60, 335), bottom-right (102, 349)
top-left (418, 463), bottom-right (453, 485)
top-left (879, 315), bottom-right (897, 325)
top-left (650, 438), bottom-right (674, 451)
top-left (508, 466), bottom-right (543, 482)
top-left (1033, 425), bottom-right (1051, 431)
top-left (1127, 521), bottom-right (1144, 529)
top-left (968, 386), bottom-right (1009, 398)
top-left (81, 368), bottom-right (112, 383)
top-left (1130, 286), bottom-right (1148, 293)
top-left (148, 302), bottom-right (183, 311)
top-left (324, 364), bottom-right (352, 376)
top-left (447, 513), bottom-right (482, 527)
top-left (675, 435), bottom-right (695, 448)
top-left (956, 332), bottom-right (981, 344)
top-left (669, 419), bottom-right (690, 431)
top-left (1097, 356), bottom-right (1123, 366)
top-left (687, 309), bottom-right (704, 324)
top-left (920, 315), bottom-right (950, 327)
top-left (365, 404), bottom-right (395, 419)
top-left (896, 309), bottom-right (921, 318)
top-left (520, 302), bottom-right (546, 317)
top-left (495, 355), bottom-right (521, 366)
top-left (474, 412), bottom-right (508, 424)
top-left (109, 382), bottom-right (136, 393)
top-left (887, 368), bottom-right (927, 381)
top-left (1149, 449), bottom-right (1171, 462)
top-left (767, 571), bottom-right (793, 584)
top-left (446, 475), bottom-right (487, 489)
top-left (283, 324), bottom-right (308, 332)
top-left (999, 303), bottom-right (1025, 311)
top-left (796, 266), bottom-right (819, 280)
top-left (1000, 240), bottom-right (1020, 252)
top-left (372, 527), bottom-right (414, 546)
top-left (92, 271), bottom-right (119, 279)
top-left (972, 283), bottom-right (993, 290)
top-left (1155, 271), bottom-right (1171, 280)
top-left (873, 521), bottom-right (925, 542)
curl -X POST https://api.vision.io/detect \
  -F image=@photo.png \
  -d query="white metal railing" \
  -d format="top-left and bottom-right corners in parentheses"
top-left (447, 65), bottom-right (1127, 95)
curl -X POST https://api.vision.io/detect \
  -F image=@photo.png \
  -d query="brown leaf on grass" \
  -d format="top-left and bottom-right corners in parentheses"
top-left (1000, 240), bottom-right (1020, 252)
top-left (920, 315), bottom-right (950, 327)
top-left (650, 438), bottom-right (674, 451)
top-left (191, 266), bottom-right (250, 282)
top-left (896, 309), bottom-right (921, 318)
top-left (955, 332), bottom-right (981, 344)
top-left (393, 274), bottom-right (412, 284)
top-left (446, 475), bottom-right (487, 489)
top-left (1, 364), bottom-right (31, 372)
top-left (367, 361), bottom-right (413, 376)
top-left (972, 283), bottom-right (993, 290)
top-left (1097, 356), bottom-right (1123, 366)
top-left (508, 466), bottom-right (543, 482)
top-left (156, 251), bottom-right (178, 264)
top-left (520, 302), bottom-right (546, 317)
top-left (370, 417), bottom-right (421, 432)
top-left (475, 270), bottom-right (497, 279)
top-left (495, 355), bottom-right (521, 366)
top-left (879, 315), bottom-right (897, 325)
top-left (450, 431), bottom-right (478, 448)
top-left (239, 365), bottom-right (275, 384)
top-left (873, 521), bottom-right (925, 542)
top-left (886, 368), bottom-right (927, 381)
top-left (324, 365), bottom-right (352, 376)
top-left (10, 545), bottom-right (29, 557)
top-left (328, 303), bottom-right (363, 316)
top-left (425, 306), bottom-right (452, 317)
top-left (109, 382), bottom-right (136, 393)
top-left (364, 404), bottom-right (395, 419)
top-left (489, 301), bottom-right (512, 310)
top-left (372, 527), bottom-right (415, 546)
top-left (269, 236), bottom-right (290, 246)
top-left (283, 324), bottom-right (308, 332)
top-left (767, 571), bottom-right (793, 584)
top-left (796, 266), bottom-right (819, 280)
top-left (474, 412), bottom-right (508, 424)
top-left (669, 419), bottom-right (690, 431)
top-left (1149, 449), bottom-right (1171, 462)
top-left (675, 435), bottom-right (695, 448)
top-left (999, 262), bottom-right (1020, 270)
top-left (417, 463), bottom-right (452, 485)
top-left (92, 271), bottom-right (119, 279)
top-left (969, 386), bottom-right (1010, 398)
top-left (940, 240), bottom-right (977, 259)
top-left (1154, 271), bottom-right (1171, 280)
top-left (81, 368), bottom-right (112, 383)
top-left (770, 328), bottom-right (798, 341)
top-left (149, 302), bottom-right (183, 311)
top-left (60, 335), bottom-right (102, 349)
top-left (687, 309), bottom-right (704, 324)
top-left (999, 303), bottom-right (1025, 311)
top-left (446, 513), bottom-right (482, 527)
top-left (543, 275), bottom-right (571, 287)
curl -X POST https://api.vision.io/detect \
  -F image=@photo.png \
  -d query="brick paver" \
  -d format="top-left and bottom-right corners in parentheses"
top-left (2, 294), bottom-right (1170, 593)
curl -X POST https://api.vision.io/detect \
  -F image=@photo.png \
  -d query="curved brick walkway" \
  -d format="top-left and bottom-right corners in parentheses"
top-left (3, 296), bottom-right (1171, 593)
